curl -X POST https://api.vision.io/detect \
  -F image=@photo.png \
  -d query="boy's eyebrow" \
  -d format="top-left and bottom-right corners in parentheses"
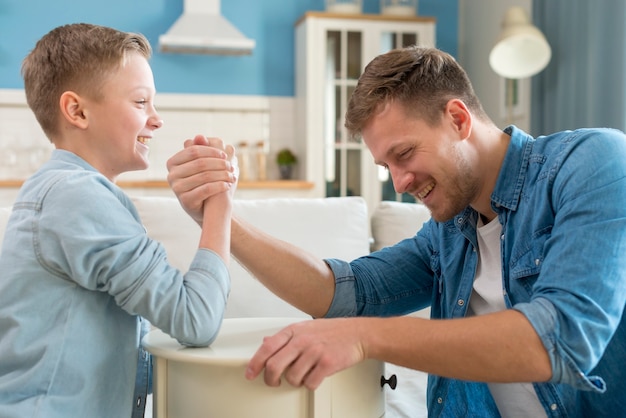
top-left (131, 85), bottom-right (156, 95)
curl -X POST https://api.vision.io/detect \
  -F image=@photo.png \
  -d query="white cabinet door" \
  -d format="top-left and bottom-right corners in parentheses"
top-left (296, 12), bottom-right (435, 214)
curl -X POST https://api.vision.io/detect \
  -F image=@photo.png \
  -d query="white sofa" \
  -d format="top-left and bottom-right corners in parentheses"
top-left (0, 195), bottom-right (432, 417)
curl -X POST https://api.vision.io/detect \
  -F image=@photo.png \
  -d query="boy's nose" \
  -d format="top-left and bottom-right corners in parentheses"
top-left (150, 116), bottom-right (164, 129)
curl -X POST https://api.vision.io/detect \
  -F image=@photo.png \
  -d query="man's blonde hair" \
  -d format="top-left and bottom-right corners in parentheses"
top-left (21, 23), bottom-right (152, 140)
top-left (345, 46), bottom-right (488, 139)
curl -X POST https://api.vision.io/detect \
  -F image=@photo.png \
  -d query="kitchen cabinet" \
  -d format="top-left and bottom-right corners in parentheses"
top-left (295, 12), bottom-right (436, 213)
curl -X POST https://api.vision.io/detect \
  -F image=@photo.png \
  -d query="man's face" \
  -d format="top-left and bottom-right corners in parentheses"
top-left (362, 101), bottom-right (480, 222)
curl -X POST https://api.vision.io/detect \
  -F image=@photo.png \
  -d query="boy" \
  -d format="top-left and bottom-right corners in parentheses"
top-left (0, 23), bottom-right (237, 417)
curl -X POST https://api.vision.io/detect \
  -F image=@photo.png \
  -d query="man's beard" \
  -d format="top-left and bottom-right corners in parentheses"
top-left (428, 146), bottom-right (479, 223)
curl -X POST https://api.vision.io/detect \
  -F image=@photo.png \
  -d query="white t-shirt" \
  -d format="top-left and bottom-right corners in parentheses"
top-left (467, 217), bottom-right (547, 418)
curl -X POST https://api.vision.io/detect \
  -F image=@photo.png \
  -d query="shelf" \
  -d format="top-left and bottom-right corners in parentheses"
top-left (234, 180), bottom-right (314, 190)
top-left (0, 180), bottom-right (23, 188)
top-left (0, 179), bottom-right (315, 190)
top-left (296, 11), bottom-right (437, 25)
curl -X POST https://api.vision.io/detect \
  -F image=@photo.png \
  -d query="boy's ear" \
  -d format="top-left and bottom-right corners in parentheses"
top-left (59, 91), bottom-right (88, 129)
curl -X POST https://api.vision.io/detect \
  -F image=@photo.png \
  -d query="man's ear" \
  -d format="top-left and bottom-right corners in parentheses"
top-left (59, 91), bottom-right (88, 129)
top-left (446, 99), bottom-right (472, 139)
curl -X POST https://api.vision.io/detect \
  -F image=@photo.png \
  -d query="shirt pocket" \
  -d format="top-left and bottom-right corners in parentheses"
top-left (508, 228), bottom-right (550, 295)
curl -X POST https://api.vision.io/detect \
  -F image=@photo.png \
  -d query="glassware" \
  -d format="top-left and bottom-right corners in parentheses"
top-left (0, 146), bottom-right (17, 179)
top-left (255, 140), bottom-right (267, 181)
top-left (380, 0), bottom-right (418, 16)
top-left (238, 141), bottom-right (250, 181)
top-left (326, 0), bottom-right (362, 14)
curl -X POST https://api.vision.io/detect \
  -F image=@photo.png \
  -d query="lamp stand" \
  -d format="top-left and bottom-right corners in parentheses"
top-left (505, 77), bottom-right (517, 126)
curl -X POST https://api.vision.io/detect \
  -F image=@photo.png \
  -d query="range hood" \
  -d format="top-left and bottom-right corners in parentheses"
top-left (159, 0), bottom-right (255, 55)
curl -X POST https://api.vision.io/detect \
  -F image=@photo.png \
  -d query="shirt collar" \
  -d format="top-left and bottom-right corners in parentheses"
top-left (50, 149), bottom-right (100, 174)
top-left (451, 125), bottom-right (534, 233)
top-left (491, 125), bottom-right (535, 212)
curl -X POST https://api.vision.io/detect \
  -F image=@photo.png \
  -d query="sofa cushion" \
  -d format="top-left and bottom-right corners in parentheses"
top-left (131, 196), bottom-right (370, 319)
top-left (371, 200), bottom-right (431, 252)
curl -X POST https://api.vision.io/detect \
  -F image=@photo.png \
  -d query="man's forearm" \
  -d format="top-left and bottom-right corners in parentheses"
top-left (365, 309), bottom-right (552, 383)
top-left (231, 216), bottom-right (336, 318)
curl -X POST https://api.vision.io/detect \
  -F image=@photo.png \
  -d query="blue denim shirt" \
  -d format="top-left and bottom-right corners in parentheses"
top-left (325, 127), bottom-right (626, 417)
top-left (0, 150), bottom-right (230, 418)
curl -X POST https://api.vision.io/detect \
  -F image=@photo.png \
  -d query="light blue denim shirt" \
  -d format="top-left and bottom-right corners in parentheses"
top-left (0, 150), bottom-right (230, 418)
top-left (325, 127), bottom-right (626, 417)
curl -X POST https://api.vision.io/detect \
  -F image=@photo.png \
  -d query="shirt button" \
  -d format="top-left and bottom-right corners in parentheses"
top-left (500, 234), bottom-right (504, 240)
top-left (535, 259), bottom-right (541, 266)
top-left (550, 403), bottom-right (557, 411)
top-left (437, 397), bottom-right (443, 404)
top-left (457, 299), bottom-right (465, 306)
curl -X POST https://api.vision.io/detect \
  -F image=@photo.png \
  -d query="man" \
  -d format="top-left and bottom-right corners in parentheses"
top-left (167, 46), bottom-right (626, 417)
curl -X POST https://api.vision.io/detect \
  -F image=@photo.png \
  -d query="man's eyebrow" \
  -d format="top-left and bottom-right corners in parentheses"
top-left (374, 143), bottom-right (402, 166)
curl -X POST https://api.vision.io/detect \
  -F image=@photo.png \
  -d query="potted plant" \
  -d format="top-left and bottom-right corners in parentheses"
top-left (276, 148), bottom-right (297, 180)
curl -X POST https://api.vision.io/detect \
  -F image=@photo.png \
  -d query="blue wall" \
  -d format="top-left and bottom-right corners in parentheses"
top-left (0, 0), bottom-right (457, 96)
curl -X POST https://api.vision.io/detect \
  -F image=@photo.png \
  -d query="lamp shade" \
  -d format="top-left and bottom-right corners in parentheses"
top-left (489, 6), bottom-right (551, 79)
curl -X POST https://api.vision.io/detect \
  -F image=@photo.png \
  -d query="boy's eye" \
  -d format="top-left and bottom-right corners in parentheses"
top-left (136, 99), bottom-right (147, 105)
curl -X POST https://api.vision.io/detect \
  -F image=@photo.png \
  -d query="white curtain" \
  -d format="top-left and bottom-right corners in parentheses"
top-left (531, 0), bottom-right (626, 135)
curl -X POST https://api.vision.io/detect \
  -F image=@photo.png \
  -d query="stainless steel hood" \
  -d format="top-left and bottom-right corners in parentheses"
top-left (159, 0), bottom-right (255, 55)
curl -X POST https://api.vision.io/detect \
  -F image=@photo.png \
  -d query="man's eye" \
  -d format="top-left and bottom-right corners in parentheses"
top-left (398, 148), bottom-right (413, 159)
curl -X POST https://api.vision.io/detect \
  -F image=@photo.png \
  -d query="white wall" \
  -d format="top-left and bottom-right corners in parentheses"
top-left (457, 0), bottom-right (532, 131)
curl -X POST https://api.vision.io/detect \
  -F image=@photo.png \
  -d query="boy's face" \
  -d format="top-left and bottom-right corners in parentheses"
top-left (81, 52), bottom-right (162, 180)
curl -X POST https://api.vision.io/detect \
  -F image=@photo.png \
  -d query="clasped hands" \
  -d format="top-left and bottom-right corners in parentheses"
top-left (167, 134), bottom-right (239, 222)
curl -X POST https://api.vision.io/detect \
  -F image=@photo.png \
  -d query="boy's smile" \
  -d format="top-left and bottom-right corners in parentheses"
top-left (137, 136), bottom-right (150, 145)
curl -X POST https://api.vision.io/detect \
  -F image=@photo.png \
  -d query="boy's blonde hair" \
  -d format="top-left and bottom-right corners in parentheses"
top-left (22, 23), bottom-right (152, 140)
